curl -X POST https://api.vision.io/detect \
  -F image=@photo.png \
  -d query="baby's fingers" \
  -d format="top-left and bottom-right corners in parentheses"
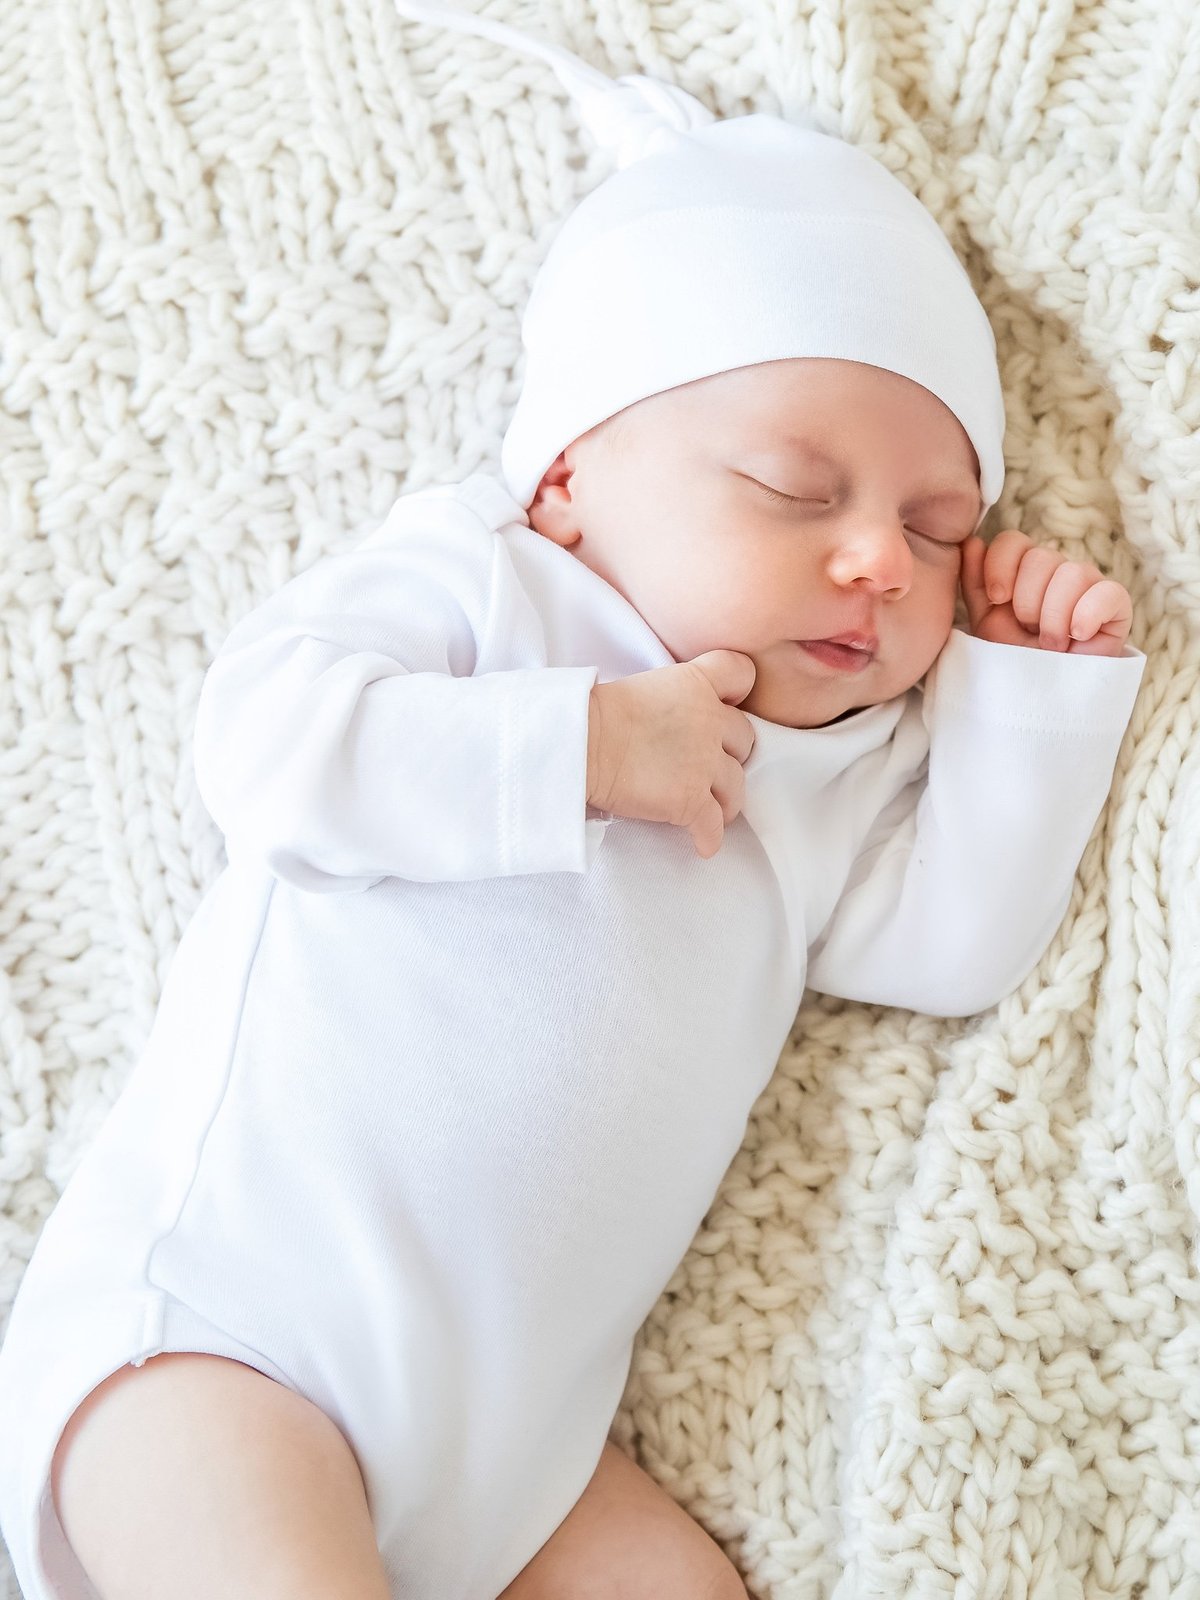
top-left (1037, 562), bottom-right (1104, 650)
top-left (1068, 579), bottom-right (1132, 645)
top-left (981, 528), bottom-right (1034, 604)
top-left (958, 534), bottom-right (990, 632)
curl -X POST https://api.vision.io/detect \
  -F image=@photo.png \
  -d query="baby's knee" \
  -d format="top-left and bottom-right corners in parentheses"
top-left (498, 1438), bottom-right (749, 1600)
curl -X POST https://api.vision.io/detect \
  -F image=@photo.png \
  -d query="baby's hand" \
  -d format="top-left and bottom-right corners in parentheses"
top-left (587, 651), bottom-right (757, 858)
top-left (959, 530), bottom-right (1132, 656)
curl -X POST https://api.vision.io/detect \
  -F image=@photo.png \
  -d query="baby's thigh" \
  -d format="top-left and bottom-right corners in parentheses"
top-left (498, 1439), bottom-right (748, 1600)
top-left (51, 1350), bottom-right (389, 1600)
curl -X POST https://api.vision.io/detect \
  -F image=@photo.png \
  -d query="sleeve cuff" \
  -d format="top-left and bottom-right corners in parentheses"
top-left (497, 665), bottom-right (615, 875)
top-left (924, 628), bottom-right (1147, 734)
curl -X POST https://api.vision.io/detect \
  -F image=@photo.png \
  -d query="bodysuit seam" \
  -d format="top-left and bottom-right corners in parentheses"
top-left (140, 872), bottom-right (278, 1294)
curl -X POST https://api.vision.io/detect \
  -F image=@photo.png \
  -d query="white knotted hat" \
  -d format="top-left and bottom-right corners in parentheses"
top-left (391, 1), bottom-right (1005, 524)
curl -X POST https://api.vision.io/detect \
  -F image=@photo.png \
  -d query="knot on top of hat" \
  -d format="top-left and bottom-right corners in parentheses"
top-left (575, 74), bottom-right (716, 169)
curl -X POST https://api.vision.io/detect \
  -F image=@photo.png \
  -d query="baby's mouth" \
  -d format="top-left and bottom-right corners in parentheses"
top-left (791, 637), bottom-right (876, 673)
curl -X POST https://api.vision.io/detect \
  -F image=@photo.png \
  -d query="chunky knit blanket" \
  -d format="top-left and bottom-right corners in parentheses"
top-left (2, 2), bottom-right (1198, 1596)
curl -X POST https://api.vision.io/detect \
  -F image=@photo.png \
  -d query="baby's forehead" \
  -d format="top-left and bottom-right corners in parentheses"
top-left (687, 360), bottom-right (979, 473)
top-left (594, 360), bottom-right (977, 488)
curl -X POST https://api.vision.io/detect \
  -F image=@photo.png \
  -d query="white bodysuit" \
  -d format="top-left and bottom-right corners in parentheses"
top-left (0, 473), bottom-right (1146, 1600)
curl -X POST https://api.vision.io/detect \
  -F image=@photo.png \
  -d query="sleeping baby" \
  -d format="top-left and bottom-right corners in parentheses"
top-left (0, 5), bottom-right (1146, 1600)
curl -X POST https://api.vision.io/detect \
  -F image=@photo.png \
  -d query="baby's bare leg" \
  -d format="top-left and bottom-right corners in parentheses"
top-left (498, 1439), bottom-right (749, 1600)
top-left (51, 1351), bottom-right (390, 1600)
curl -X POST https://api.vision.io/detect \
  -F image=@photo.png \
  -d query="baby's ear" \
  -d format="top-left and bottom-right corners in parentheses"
top-left (525, 460), bottom-right (583, 548)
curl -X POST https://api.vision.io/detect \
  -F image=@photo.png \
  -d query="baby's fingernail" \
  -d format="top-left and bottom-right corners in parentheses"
top-left (988, 586), bottom-right (1002, 602)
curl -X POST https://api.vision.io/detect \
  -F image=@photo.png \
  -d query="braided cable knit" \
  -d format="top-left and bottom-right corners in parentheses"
top-left (1, 2), bottom-right (1198, 1597)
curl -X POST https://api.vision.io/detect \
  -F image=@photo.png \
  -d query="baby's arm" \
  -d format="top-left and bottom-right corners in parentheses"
top-left (191, 492), bottom-right (605, 892)
top-left (805, 534), bottom-right (1145, 1016)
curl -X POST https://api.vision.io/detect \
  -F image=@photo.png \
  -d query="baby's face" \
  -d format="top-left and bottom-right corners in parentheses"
top-left (525, 357), bottom-right (984, 727)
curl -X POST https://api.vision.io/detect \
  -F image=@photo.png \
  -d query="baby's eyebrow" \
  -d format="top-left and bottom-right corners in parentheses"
top-left (770, 439), bottom-right (982, 513)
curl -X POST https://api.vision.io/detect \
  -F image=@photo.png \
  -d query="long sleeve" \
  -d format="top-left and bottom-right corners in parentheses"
top-left (804, 628), bottom-right (1147, 1017)
top-left (190, 493), bottom-right (609, 893)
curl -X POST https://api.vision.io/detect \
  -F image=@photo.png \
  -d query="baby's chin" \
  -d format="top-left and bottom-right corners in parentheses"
top-left (741, 683), bottom-right (863, 728)
top-left (741, 660), bottom-right (915, 728)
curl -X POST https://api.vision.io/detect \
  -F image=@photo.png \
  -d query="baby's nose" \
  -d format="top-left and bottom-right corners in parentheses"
top-left (827, 523), bottom-right (913, 595)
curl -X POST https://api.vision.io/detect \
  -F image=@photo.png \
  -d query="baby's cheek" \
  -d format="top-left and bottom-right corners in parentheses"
top-left (891, 598), bottom-right (957, 689)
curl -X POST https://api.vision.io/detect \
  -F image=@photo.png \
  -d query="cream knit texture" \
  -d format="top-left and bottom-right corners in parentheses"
top-left (1, 2), bottom-right (1197, 1597)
